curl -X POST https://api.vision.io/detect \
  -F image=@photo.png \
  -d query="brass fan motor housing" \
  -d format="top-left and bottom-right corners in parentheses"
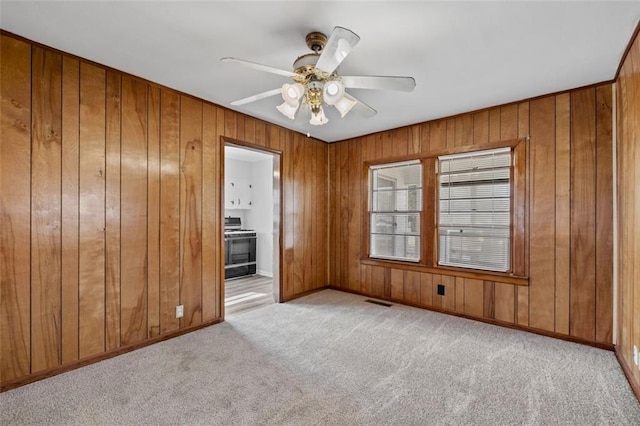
top-left (305, 31), bottom-right (327, 53)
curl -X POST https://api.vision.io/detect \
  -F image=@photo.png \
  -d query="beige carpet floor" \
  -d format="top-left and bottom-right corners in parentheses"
top-left (1, 289), bottom-right (639, 425)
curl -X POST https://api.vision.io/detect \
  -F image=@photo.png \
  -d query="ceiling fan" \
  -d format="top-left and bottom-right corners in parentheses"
top-left (221, 26), bottom-right (416, 126)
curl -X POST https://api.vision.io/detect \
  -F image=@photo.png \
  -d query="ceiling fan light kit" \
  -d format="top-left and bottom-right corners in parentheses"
top-left (222, 26), bottom-right (416, 127)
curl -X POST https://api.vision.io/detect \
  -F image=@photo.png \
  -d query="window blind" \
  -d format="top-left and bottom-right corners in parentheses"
top-left (370, 161), bottom-right (422, 262)
top-left (438, 147), bottom-right (511, 272)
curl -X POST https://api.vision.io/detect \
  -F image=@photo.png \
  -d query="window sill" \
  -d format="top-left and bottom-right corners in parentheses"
top-left (360, 257), bottom-right (529, 286)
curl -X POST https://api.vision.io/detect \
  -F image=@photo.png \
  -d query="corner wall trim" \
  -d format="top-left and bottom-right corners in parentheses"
top-left (614, 345), bottom-right (640, 403)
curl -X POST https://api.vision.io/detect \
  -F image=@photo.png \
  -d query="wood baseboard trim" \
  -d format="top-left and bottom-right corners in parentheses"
top-left (327, 286), bottom-right (613, 351)
top-left (614, 345), bottom-right (640, 403)
top-left (280, 286), bottom-right (329, 303)
top-left (0, 318), bottom-right (222, 393)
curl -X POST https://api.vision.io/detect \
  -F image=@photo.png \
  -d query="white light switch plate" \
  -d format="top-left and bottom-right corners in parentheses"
top-left (176, 305), bottom-right (184, 319)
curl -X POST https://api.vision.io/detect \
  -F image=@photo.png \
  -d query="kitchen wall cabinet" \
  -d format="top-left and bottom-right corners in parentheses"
top-left (225, 178), bottom-right (253, 210)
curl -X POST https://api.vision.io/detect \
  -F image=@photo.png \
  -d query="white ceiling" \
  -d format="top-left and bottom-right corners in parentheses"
top-left (1, 1), bottom-right (639, 143)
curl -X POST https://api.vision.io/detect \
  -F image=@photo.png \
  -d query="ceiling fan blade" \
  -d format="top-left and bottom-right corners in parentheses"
top-left (345, 93), bottom-right (377, 118)
top-left (230, 88), bottom-right (282, 106)
top-left (315, 27), bottom-right (360, 75)
top-left (341, 75), bottom-right (416, 92)
top-left (221, 57), bottom-right (297, 78)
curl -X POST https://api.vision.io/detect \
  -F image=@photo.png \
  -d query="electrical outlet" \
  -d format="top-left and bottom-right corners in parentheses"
top-left (176, 305), bottom-right (184, 319)
top-left (634, 345), bottom-right (639, 367)
top-left (437, 284), bottom-right (445, 296)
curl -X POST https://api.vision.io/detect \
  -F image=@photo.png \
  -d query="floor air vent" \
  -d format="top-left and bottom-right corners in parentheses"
top-left (365, 299), bottom-right (393, 307)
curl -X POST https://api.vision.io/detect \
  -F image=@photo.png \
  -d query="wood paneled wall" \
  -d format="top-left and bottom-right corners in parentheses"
top-left (0, 33), bottom-right (328, 387)
top-left (616, 27), bottom-right (640, 391)
top-left (329, 85), bottom-right (614, 346)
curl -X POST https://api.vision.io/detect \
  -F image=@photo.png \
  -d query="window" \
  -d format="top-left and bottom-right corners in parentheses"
top-left (369, 161), bottom-right (422, 262)
top-left (437, 147), bottom-right (512, 272)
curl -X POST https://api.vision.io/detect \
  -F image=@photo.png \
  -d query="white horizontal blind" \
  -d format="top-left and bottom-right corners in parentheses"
top-left (370, 161), bottom-right (422, 262)
top-left (438, 148), bottom-right (511, 272)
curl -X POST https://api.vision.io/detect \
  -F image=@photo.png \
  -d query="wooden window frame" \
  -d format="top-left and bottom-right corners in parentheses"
top-left (362, 138), bottom-right (528, 285)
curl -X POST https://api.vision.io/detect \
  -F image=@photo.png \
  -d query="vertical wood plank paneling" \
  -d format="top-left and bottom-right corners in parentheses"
top-left (516, 101), bottom-right (530, 327)
top-left (431, 274), bottom-right (442, 308)
top-left (283, 129), bottom-right (294, 297)
top-left (314, 138), bottom-right (322, 287)
top-left (78, 62), bottom-right (106, 358)
top-left (338, 141), bottom-right (349, 287)
top-left (463, 278), bottom-right (484, 317)
top-left (382, 131), bottom-right (393, 158)
top-left (1, 30), bottom-right (622, 386)
top-left (595, 85), bottom-right (613, 344)
top-left (371, 266), bottom-right (386, 298)
top-left (235, 113), bottom-right (245, 141)
top-left (633, 42), bottom-right (640, 386)
top-left (319, 140), bottom-right (328, 287)
top-left (360, 264), bottom-right (372, 295)
top-left (554, 93), bottom-right (571, 335)
top-left (326, 83), bottom-right (612, 348)
top-left (179, 96), bottom-right (202, 327)
top-left (61, 56), bottom-right (80, 364)
top-left (30, 47), bottom-right (62, 372)
top-left (292, 135), bottom-right (304, 294)
top-left (618, 59), bottom-right (631, 365)
top-left (528, 97), bottom-right (556, 332)
top-left (455, 276), bottom-right (465, 313)
top-left (488, 108), bottom-right (501, 142)
top-left (159, 90), bottom-right (181, 333)
top-left (224, 109), bottom-right (237, 140)
top-left (254, 120), bottom-right (265, 147)
top-left (404, 271), bottom-right (420, 305)
top-left (419, 273), bottom-right (433, 307)
top-left (473, 111), bottom-right (489, 145)
top-left (2, 34), bottom-right (335, 387)
top-left (410, 125), bottom-right (421, 154)
top-left (328, 143), bottom-right (337, 284)
top-left (201, 103), bottom-right (218, 322)
top-left (446, 119), bottom-right (455, 148)
top-left (512, 107), bottom-right (528, 277)
top-left (243, 116), bottom-right (255, 144)
top-left (0, 36), bottom-right (32, 382)
top-left (392, 127), bottom-right (409, 156)
top-left (419, 123), bottom-right (430, 153)
top-left (120, 76), bottom-right (148, 345)
top-left (500, 104), bottom-right (518, 140)
top-left (570, 88), bottom-right (597, 341)
top-left (440, 275), bottom-right (456, 311)
top-left (304, 138), bottom-right (314, 289)
top-left (483, 281), bottom-right (495, 319)
top-left (616, 32), bottom-right (640, 386)
top-left (104, 70), bottom-right (121, 350)
top-left (348, 140), bottom-right (361, 291)
top-left (431, 120), bottom-right (446, 152)
top-left (147, 86), bottom-right (161, 338)
top-left (455, 115), bottom-right (473, 147)
top-left (390, 269), bottom-right (403, 300)
top-left (494, 283), bottom-right (515, 324)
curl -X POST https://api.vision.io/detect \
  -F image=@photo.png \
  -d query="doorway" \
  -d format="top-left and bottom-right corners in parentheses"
top-left (223, 141), bottom-right (281, 317)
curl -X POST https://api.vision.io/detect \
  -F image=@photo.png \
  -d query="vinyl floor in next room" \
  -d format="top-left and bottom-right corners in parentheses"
top-left (224, 274), bottom-right (274, 317)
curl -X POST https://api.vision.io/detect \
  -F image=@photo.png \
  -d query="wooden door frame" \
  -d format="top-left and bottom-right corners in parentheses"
top-left (220, 137), bottom-right (283, 319)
